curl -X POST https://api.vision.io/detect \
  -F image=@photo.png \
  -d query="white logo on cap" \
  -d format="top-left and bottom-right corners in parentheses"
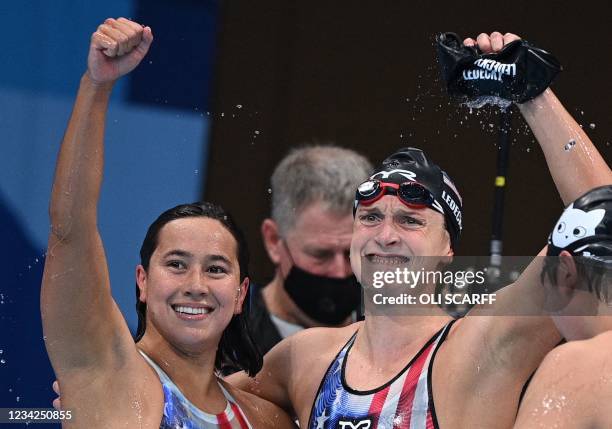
top-left (371, 169), bottom-right (417, 181)
top-left (551, 203), bottom-right (605, 248)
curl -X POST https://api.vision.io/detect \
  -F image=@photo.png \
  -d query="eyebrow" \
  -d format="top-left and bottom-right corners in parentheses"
top-left (358, 206), bottom-right (422, 217)
top-left (206, 254), bottom-right (232, 265)
top-left (162, 251), bottom-right (231, 264)
top-left (162, 250), bottom-right (193, 259)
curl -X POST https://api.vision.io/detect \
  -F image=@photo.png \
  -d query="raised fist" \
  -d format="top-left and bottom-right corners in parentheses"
top-left (87, 18), bottom-right (153, 84)
top-left (463, 32), bottom-right (520, 53)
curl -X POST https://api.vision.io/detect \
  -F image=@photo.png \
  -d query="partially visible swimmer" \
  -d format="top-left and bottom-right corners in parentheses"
top-left (41, 18), bottom-right (296, 429)
top-left (515, 186), bottom-right (612, 429)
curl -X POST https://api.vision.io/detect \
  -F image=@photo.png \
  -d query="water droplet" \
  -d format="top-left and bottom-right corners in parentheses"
top-left (580, 110), bottom-right (584, 115)
top-left (194, 169), bottom-right (199, 175)
top-left (236, 104), bottom-right (243, 109)
top-left (267, 188), bottom-right (272, 194)
top-left (564, 139), bottom-right (576, 151)
top-left (400, 134), bottom-right (403, 138)
top-left (526, 148), bottom-right (531, 153)
top-left (16, 396), bottom-right (20, 402)
top-left (148, 60), bottom-right (153, 65)
top-left (1, 359), bottom-right (6, 364)
top-left (221, 113), bottom-right (224, 117)
top-left (589, 123), bottom-right (596, 129)
top-left (254, 130), bottom-right (260, 135)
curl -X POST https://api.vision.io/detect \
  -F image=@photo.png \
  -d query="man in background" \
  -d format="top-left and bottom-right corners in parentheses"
top-left (249, 145), bottom-right (372, 353)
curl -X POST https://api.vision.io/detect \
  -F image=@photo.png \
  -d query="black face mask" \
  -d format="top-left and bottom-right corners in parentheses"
top-left (283, 264), bottom-right (361, 326)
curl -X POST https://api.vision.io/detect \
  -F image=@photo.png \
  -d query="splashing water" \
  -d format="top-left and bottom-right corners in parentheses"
top-left (463, 96), bottom-right (512, 111)
top-left (540, 394), bottom-right (567, 415)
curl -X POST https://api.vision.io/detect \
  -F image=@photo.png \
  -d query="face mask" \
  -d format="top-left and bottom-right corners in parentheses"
top-left (282, 242), bottom-right (361, 325)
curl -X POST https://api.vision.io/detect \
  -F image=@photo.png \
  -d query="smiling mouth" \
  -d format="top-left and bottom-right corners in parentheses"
top-left (171, 305), bottom-right (212, 315)
top-left (366, 254), bottom-right (410, 265)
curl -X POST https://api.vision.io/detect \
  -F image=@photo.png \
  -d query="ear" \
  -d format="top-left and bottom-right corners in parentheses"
top-left (262, 218), bottom-right (283, 264)
top-left (558, 250), bottom-right (578, 290)
top-left (136, 265), bottom-right (148, 303)
top-left (234, 277), bottom-right (250, 314)
top-left (443, 230), bottom-right (454, 258)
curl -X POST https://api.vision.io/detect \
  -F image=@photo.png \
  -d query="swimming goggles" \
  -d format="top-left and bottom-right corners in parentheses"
top-left (356, 179), bottom-right (440, 212)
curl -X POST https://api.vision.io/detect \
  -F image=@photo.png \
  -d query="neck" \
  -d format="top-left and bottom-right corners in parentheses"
top-left (356, 311), bottom-right (452, 352)
top-left (356, 302), bottom-right (451, 359)
top-left (138, 329), bottom-right (221, 403)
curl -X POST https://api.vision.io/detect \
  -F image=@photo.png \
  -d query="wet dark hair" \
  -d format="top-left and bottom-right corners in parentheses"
top-left (541, 255), bottom-right (611, 303)
top-left (135, 202), bottom-right (262, 376)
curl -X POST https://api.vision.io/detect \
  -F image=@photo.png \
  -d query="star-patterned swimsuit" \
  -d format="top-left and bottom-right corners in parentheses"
top-left (308, 321), bottom-right (455, 429)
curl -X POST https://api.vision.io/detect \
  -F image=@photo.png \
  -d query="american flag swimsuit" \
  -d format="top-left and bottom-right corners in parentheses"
top-left (308, 321), bottom-right (455, 429)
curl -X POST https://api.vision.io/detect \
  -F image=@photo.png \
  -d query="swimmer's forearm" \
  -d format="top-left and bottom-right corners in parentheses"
top-left (49, 73), bottom-right (113, 239)
top-left (519, 89), bottom-right (612, 205)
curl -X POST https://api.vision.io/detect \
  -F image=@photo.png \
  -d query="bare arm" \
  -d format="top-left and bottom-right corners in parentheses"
top-left (514, 342), bottom-right (595, 429)
top-left (41, 18), bottom-right (153, 377)
top-left (226, 336), bottom-right (295, 414)
top-left (519, 89), bottom-right (612, 205)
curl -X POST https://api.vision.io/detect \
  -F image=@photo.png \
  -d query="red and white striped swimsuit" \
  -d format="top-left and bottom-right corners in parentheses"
top-left (308, 321), bottom-right (454, 429)
top-left (140, 351), bottom-right (252, 429)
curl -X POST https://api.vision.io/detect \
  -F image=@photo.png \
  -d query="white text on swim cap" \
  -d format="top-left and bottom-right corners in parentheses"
top-left (442, 190), bottom-right (462, 230)
top-left (462, 59), bottom-right (517, 82)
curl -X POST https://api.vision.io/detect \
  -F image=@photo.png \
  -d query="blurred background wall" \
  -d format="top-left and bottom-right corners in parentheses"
top-left (0, 0), bottom-right (610, 422)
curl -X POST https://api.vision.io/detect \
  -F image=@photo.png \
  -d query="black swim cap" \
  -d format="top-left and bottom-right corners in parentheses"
top-left (436, 32), bottom-right (561, 104)
top-left (354, 147), bottom-right (463, 250)
top-left (547, 185), bottom-right (612, 263)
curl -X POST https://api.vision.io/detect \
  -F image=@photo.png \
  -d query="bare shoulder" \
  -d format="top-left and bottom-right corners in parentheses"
top-left (275, 322), bottom-right (361, 390)
top-left (515, 335), bottom-right (612, 428)
top-left (222, 381), bottom-right (298, 429)
top-left (225, 323), bottom-right (361, 417)
top-left (285, 322), bottom-right (361, 356)
top-left (536, 334), bottom-right (612, 384)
